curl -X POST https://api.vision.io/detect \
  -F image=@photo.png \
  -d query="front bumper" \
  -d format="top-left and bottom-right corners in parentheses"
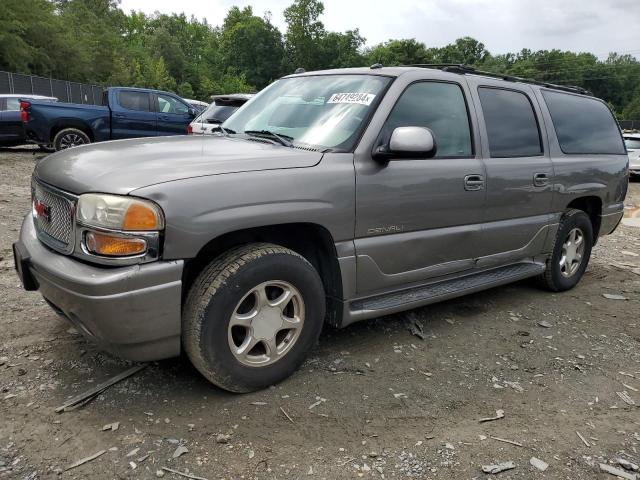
top-left (15, 215), bottom-right (183, 361)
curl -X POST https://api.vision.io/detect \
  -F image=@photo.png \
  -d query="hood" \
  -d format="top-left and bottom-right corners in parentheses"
top-left (34, 135), bottom-right (323, 195)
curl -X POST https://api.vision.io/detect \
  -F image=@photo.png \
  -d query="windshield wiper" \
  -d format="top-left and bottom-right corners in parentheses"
top-left (243, 130), bottom-right (293, 147)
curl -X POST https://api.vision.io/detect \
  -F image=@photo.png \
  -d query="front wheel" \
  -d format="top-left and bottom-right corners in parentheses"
top-left (53, 128), bottom-right (90, 151)
top-left (183, 243), bottom-right (326, 392)
top-left (539, 209), bottom-right (593, 292)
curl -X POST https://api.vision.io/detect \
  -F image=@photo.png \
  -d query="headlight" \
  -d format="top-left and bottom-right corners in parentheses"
top-left (75, 193), bottom-right (164, 264)
top-left (77, 194), bottom-right (164, 231)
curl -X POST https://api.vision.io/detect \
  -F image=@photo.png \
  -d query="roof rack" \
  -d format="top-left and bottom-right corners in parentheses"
top-left (402, 64), bottom-right (590, 95)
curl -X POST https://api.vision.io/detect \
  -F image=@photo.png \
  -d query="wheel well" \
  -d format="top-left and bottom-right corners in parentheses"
top-left (50, 122), bottom-right (94, 143)
top-left (182, 223), bottom-right (344, 326)
top-left (566, 196), bottom-right (602, 241)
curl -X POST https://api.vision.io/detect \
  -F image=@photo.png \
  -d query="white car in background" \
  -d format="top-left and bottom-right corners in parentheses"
top-left (183, 98), bottom-right (209, 113)
top-left (624, 133), bottom-right (640, 177)
top-left (188, 94), bottom-right (254, 135)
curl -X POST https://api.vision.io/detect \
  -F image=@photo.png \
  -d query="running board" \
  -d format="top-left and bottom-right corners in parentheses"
top-left (345, 262), bottom-right (545, 325)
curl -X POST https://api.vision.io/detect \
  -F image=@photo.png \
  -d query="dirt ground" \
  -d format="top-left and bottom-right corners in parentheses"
top-left (1, 146), bottom-right (639, 480)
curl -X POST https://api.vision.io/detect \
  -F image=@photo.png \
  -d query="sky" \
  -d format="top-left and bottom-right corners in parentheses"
top-left (118, 0), bottom-right (640, 59)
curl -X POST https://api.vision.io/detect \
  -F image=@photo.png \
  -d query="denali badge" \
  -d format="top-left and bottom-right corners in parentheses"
top-left (33, 199), bottom-right (52, 223)
top-left (367, 225), bottom-right (404, 235)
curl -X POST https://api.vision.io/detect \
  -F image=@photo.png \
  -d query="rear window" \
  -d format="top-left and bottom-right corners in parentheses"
top-left (625, 137), bottom-right (640, 150)
top-left (118, 91), bottom-right (151, 112)
top-left (199, 103), bottom-right (241, 124)
top-left (542, 90), bottom-right (625, 155)
top-left (478, 87), bottom-right (542, 158)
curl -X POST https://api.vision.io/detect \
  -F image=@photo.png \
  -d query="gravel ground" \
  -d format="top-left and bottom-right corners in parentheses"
top-left (1, 146), bottom-right (639, 480)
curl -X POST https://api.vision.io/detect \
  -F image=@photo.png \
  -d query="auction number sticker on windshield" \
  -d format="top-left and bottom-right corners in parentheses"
top-left (327, 92), bottom-right (376, 106)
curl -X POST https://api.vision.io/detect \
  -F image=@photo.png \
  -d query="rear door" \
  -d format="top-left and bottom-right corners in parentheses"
top-left (154, 93), bottom-right (193, 136)
top-left (110, 90), bottom-right (157, 139)
top-left (466, 78), bottom-right (553, 267)
top-left (0, 97), bottom-right (26, 144)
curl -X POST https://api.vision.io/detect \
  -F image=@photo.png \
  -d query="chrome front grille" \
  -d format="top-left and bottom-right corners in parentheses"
top-left (32, 179), bottom-right (76, 254)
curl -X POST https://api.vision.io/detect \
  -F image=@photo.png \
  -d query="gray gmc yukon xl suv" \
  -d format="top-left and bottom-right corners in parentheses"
top-left (14, 66), bottom-right (628, 392)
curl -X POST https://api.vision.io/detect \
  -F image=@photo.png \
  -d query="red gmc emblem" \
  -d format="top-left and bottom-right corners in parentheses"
top-left (33, 199), bottom-right (51, 222)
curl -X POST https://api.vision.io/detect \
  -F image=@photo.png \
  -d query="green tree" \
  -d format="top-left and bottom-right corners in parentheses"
top-left (177, 81), bottom-right (194, 98)
top-left (623, 86), bottom-right (640, 120)
top-left (283, 0), bottom-right (326, 71)
top-left (220, 7), bottom-right (284, 88)
top-left (319, 29), bottom-right (366, 68)
top-left (365, 39), bottom-right (431, 65)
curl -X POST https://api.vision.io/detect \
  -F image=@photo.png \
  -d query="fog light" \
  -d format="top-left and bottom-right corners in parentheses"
top-left (85, 231), bottom-right (147, 257)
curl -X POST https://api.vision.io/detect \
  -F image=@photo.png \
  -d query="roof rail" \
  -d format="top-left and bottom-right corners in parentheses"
top-left (402, 64), bottom-right (591, 96)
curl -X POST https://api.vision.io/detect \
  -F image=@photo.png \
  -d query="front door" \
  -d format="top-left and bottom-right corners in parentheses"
top-left (466, 79), bottom-right (554, 267)
top-left (354, 79), bottom-right (486, 295)
top-left (155, 93), bottom-right (193, 136)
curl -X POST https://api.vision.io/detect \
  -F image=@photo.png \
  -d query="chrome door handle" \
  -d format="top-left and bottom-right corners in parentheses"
top-left (533, 173), bottom-right (549, 187)
top-left (464, 174), bottom-right (484, 191)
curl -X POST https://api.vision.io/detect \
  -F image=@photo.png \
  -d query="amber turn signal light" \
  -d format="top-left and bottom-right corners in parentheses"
top-left (122, 203), bottom-right (161, 231)
top-left (85, 231), bottom-right (147, 257)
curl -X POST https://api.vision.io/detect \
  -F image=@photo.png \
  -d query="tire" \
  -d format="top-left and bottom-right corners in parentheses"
top-left (539, 209), bottom-right (593, 292)
top-left (183, 243), bottom-right (326, 393)
top-left (53, 128), bottom-right (90, 151)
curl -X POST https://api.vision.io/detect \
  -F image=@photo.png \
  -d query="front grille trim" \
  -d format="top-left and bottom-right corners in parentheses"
top-left (31, 178), bottom-right (77, 255)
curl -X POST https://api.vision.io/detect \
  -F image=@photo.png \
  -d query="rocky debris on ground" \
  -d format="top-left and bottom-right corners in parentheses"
top-left (482, 461), bottom-right (516, 474)
top-left (599, 462), bottom-right (638, 479)
top-left (530, 457), bottom-right (549, 471)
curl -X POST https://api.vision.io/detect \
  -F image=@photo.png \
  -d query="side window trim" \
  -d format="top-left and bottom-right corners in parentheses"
top-left (477, 85), bottom-right (545, 158)
top-left (377, 79), bottom-right (476, 159)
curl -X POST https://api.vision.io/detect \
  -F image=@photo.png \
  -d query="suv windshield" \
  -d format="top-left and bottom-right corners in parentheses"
top-left (223, 74), bottom-right (391, 151)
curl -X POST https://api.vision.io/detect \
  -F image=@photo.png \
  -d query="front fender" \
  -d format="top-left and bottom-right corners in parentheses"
top-left (131, 153), bottom-right (356, 260)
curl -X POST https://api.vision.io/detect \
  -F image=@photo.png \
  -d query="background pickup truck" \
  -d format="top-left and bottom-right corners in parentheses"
top-left (22, 87), bottom-right (197, 151)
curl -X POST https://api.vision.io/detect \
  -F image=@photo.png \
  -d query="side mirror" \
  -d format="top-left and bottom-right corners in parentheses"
top-left (374, 126), bottom-right (437, 160)
top-left (188, 107), bottom-right (198, 117)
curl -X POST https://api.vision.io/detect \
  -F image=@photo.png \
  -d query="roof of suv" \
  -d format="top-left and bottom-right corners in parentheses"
top-left (287, 64), bottom-right (590, 96)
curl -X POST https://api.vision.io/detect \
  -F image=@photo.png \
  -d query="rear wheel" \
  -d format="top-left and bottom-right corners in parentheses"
top-left (183, 243), bottom-right (326, 392)
top-left (53, 128), bottom-right (90, 151)
top-left (539, 209), bottom-right (593, 292)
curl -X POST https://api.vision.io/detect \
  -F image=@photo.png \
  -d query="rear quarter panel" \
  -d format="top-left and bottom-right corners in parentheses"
top-left (532, 89), bottom-right (628, 226)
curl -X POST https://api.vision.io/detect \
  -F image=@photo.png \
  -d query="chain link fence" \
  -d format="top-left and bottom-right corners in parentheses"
top-left (0, 71), bottom-right (103, 105)
top-left (619, 120), bottom-right (640, 131)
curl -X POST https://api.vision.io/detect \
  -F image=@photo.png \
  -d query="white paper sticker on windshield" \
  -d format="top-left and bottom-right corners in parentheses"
top-left (327, 92), bottom-right (375, 106)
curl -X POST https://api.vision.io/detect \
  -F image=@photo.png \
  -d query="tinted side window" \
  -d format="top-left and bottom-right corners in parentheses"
top-left (478, 88), bottom-right (542, 157)
top-left (118, 91), bottom-right (150, 112)
top-left (157, 94), bottom-right (189, 115)
top-left (384, 82), bottom-right (473, 157)
top-left (542, 90), bottom-right (625, 155)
